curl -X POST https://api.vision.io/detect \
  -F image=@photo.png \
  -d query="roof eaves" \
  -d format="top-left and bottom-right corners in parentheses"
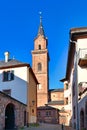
top-left (29, 67), bottom-right (39, 84)
top-left (0, 63), bottom-right (30, 69)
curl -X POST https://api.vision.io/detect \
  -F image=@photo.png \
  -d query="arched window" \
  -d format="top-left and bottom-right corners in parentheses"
top-left (38, 63), bottom-right (42, 71)
top-left (38, 45), bottom-right (41, 50)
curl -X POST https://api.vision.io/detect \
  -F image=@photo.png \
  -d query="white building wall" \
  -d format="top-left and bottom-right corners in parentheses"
top-left (63, 73), bottom-right (73, 126)
top-left (70, 51), bottom-right (77, 128)
top-left (0, 66), bottom-right (28, 104)
top-left (64, 86), bottom-right (72, 110)
top-left (72, 38), bottom-right (87, 129)
top-left (77, 38), bottom-right (87, 84)
top-left (77, 39), bottom-right (87, 51)
top-left (64, 87), bottom-right (71, 98)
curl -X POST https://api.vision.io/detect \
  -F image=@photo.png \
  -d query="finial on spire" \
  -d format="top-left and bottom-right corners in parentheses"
top-left (38, 11), bottom-right (45, 37)
top-left (39, 11), bottom-right (42, 24)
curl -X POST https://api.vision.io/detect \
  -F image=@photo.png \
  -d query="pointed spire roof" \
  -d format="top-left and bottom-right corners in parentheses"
top-left (38, 13), bottom-right (45, 37)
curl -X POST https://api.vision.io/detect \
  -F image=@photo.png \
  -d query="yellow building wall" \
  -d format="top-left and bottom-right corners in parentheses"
top-left (27, 67), bottom-right (37, 124)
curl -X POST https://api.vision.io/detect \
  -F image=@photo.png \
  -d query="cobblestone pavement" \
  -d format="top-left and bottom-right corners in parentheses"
top-left (23, 123), bottom-right (62, 130)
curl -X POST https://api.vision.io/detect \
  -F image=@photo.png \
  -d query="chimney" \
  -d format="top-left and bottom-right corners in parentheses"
top-left (4, 52), bottom-right (10, 62)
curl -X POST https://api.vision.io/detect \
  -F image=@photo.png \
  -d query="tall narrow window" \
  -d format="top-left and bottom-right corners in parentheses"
top-left (64, 98), bottom-right (68, 105)
top-left (38, 63), bottom-right (42, 71)
top-left (24, 111), bottom-right (27, 126)
top-left (38, 84), bottom-right (42, 89)
top-left (73, 106), bottom-right (76, 119)
top-left (73, 82), bottom-right (75, 96)
top-left (66, 83), bottom-right (68, 89)
top-left (66, 98), bottom-right (68, 104)
top-left (38, 45), bottom-right (41, 50)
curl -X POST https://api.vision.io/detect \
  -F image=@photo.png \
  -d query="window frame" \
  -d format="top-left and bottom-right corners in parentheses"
top-left (37, 63), bottom-right (42, 71)
top-left (38, 44), bottom-right (41, 50)
top-left (3, 70), bottom-right (14, 82)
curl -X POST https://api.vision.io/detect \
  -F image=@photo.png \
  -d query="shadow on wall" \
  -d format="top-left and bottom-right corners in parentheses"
top-left (0, 73), bottom-right (28, 104)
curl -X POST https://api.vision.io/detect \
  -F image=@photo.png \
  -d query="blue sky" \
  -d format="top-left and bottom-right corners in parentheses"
top-left (0, 0), bottom-right (87, 89)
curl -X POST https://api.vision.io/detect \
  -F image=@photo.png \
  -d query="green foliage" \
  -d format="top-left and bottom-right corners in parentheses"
top-left (81, 128), bottom-right (86, 130)
top-left (29, 123), bottom-right (39, 127)
top-left (19, 126), bottom-right (24, 130)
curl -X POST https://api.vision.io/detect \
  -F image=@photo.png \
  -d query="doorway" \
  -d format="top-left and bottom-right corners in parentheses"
top-left (5, 103), bottom-right (15, 129)
top-left (80, 109), bottom-right (84, 128)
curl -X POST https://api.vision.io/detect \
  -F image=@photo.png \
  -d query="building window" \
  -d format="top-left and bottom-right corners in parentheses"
top-left (3, 70), bottom-right (14, 81)
top-left (38, 84), bottom-right (42, 90)
top-left (46, 111), bottom-right (49, 116)
top-left (24, 111), bottom-right (27, 126)
top-left (38, 45), bottom-right (41, 50)
top-left (65, 97), bottom-right (68, 105)
top-left (53, 94), bottom-right (55, 97)
top-left (32, 109), bottom-right (34, 113)
top-left (65, 83), bottom-right (68, 90)
top-left (3, 89), bottom-right (11, 96)
top-left (38, 63), bottom-right (42, 71)
top-left (73, 82), bottom-right (75, 96)
top-left (38, 112), bottom-right (41, 116)
top-left (46, 111), bottom-right (51, 116)
top-left (80, 110), bottom-right (84, 128)
top-left (49, 111), bottom-right (51, 116)
top-left (73, 106), bottom-right (76, 119)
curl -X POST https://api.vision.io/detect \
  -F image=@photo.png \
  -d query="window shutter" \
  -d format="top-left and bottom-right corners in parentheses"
top-left (4, 71), bottom-right (8, 81)
top-left (2, 71), bottom-right (5, 81)
top-left (11, 70), bottom-right (14, 80)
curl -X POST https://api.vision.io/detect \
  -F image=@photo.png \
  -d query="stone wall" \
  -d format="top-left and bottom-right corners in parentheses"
top-left (0, 91), bottom-right (26, 130)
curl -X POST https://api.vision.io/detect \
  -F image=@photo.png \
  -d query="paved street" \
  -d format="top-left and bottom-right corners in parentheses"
top-left (23, 123), bottom-right (62, 130)
top-left (20, 123), bottom-right (74, 130)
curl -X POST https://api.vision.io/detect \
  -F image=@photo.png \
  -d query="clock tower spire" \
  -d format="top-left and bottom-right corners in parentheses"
top-left (38, 12), bottom-right (45, 37)
top-left (32, 15), bottom-right (50, 106)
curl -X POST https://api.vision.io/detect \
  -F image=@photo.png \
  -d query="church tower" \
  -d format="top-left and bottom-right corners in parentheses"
top-left (32, 16), bottom-right (50, 107)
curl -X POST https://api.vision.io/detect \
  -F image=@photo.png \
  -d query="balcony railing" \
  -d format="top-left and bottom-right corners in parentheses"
top-left (78, 48), bottom-right (87, 67)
